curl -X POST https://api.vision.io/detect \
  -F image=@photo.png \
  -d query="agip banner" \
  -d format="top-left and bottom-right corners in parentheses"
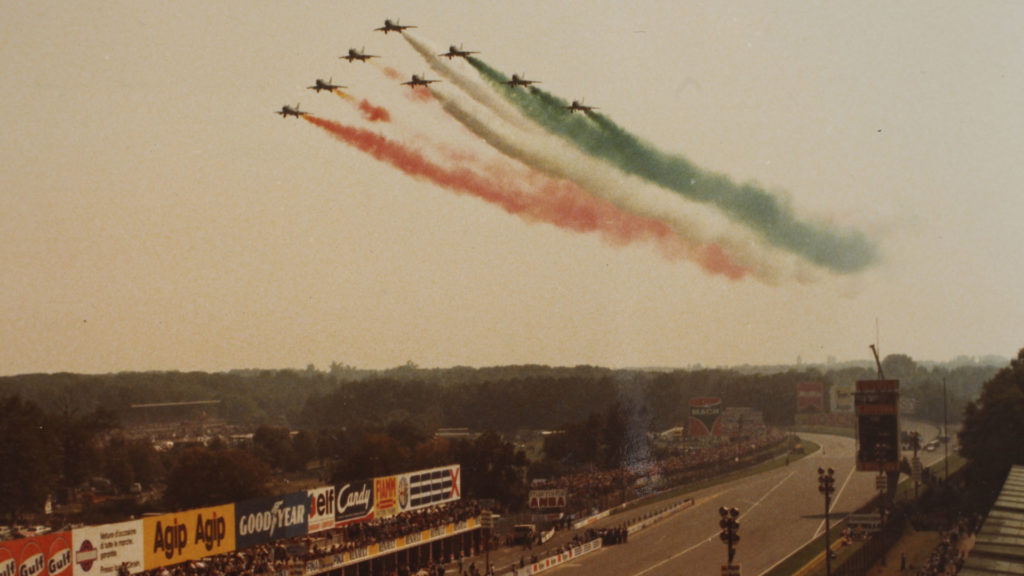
top-left (0, 532), bottom-right (73, 576)
top-left (142, 505), bottom-right (235, 571)
top-left (72, 520), bottom-right (144, 576)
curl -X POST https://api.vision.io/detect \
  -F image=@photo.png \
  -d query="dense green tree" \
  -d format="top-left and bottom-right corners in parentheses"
top-left (0, 396), bottom-right (58, 522)
top-left (452, 431), bottom-right (527, 510)
top-left (163, 446), bottom-right (270, 509)
top-left (959, 348), bottom-right (1024, 486)
top-left (252, 425), bottom-right (292, 470)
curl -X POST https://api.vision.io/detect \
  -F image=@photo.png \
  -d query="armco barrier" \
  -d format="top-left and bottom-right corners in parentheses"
top-left (501, 539), bottom-right (602, 576)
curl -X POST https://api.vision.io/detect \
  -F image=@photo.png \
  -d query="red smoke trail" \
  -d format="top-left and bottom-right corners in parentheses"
top-left (405, 85), bottom-right (433, 103)
top-left (382, 67), bottom-right (402, 80)
top-left (303, 115), bottom-right (749, 279)
top-left (358, 100), bottom-right (391, 122)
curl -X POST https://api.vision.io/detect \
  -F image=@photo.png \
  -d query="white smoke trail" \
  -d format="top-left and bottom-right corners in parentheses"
top-left (402, 34), bottom-right (817, 282)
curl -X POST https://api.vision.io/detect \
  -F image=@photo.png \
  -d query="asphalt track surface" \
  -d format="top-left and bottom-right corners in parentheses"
top-left (478, 424), bottom-right (949, 576)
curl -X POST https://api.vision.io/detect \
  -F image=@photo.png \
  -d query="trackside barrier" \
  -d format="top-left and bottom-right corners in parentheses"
top-left (301, 518), bottom-right (478, 576)
top-left (626, 498), bottom-right (695, 535)
top-left (538, 526), bottom-right (556, 545)
top-left (500, 538), bottom-right (603, 576)
top-left (572, 510), bottom-right (610, 530)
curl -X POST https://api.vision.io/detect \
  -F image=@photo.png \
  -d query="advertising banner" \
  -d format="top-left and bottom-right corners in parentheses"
top-left (688, 398), bottom-right (723, 437)
top-left (307, 486), bottom-right (337, 534)
top-left (0, 532), bottom-right (73, 576)
top-left (528, 490), bottom-right (567, 510)
top-left (334, 480), bottom-right (374, 527)
top-left (72, 520), bottom-right (144, 576)
top-left (833, 383), bottom-right (854, 413)
top-left (374, 476), bottom-right (400, 519)
top-left (398, 465), bottom-right (461, 513)
top-left (235, 492), bottom-right (308, 550)
top-left (142, 504), bottom-right (235, 571)
top-left (797, 382), bottom-right (825, 413)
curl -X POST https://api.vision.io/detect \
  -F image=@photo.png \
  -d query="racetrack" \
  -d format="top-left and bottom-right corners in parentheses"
top-left (489, 427), bottom-right (952, 576)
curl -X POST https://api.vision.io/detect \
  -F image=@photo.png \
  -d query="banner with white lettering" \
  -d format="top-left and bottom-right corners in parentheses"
top-left (334, 480), bottom-right (374, 527)
top-left (72, 520), bottom-right (143, 576)
top-left (235, 492), bottom-right (308, 550)
top-left (306, 486), bottom-right (336, 534)
top-left (142, 505), bottom-right (235, 571)
top-left (0, 532), bottom-right (73, 576)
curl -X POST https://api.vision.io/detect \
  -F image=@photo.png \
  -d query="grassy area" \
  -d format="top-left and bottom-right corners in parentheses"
top-left (762, 520), bottom-right (851, 576)
top-left (764, 448), bottom-right (966, 576)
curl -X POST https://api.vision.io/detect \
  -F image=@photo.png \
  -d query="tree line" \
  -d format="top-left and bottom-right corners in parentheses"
top-left (0, 355), bottom-right (1002, 525)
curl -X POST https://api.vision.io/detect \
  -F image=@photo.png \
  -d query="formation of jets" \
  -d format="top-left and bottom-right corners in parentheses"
top-left (277, 19), bottom-right (600, 118)
top-left (307, 78), bottom-right (346, 92)
top-left (402, 74), bottom-right (439, 88)
top-left (341, 47), bottom-right (378, 63)
top-left (439, 44), bottom-right (478, 60)
top-left (375, 19), bottom-right (415, 34)
top-left (505, 74), bottom-right (540, 88)
top-left (275, 104), bottom-right (308, 118)
top-left (566, 100), bottom-right (597, 114)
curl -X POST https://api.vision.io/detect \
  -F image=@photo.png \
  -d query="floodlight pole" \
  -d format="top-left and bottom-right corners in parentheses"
top-left (818, 468), bottom-right (835, 576)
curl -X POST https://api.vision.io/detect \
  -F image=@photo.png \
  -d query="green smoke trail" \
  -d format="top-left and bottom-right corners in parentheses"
top-left (467, 57), bottom-right (879, 274)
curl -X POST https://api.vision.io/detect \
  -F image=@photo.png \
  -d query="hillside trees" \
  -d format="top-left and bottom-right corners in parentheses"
top-left (0, 396), bottom-right (58, 522)
top-left (959, 348), bottom-right (1024, 487)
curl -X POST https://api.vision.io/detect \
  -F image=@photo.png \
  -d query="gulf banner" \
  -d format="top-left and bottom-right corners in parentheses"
top-left (797, 382), bottom-right (825, 413)
top-left (397, 465), bottom-right (461, 513)
top-left (0, 532), bottom-right (73, 576)
top-left (142, 505), bottom-right (235, 571)
top-left (235, 492), bottom-right (308, 550)
top-left (72, 520), bottom-right (144, 576)
top-left (688, 397), bottom-right (723, 437)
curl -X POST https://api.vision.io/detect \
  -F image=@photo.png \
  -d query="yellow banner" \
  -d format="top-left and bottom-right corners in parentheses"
top-left (143, 505), bottom-right (235, 570)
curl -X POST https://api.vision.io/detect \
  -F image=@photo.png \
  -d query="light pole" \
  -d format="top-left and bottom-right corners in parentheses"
top-left (718, 506), bottom-right (740, 572)
top-left (818, 468), bottom-right (835, 576)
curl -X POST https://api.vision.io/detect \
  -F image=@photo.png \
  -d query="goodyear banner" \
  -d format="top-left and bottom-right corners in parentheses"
top-left (142, 504), bottom-right (235, 571)
top-left (0, 532), bottom-right (73, 576)
top-left (72, 520), bottom-right (144, 576)
top-left (235, 492), bottom-right (307, 550)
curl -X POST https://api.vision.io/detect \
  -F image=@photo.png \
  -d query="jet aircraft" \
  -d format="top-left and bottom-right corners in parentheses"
top-left (401, 74), bottom-right (439, 88)
top-left (439, 45), bottom-right (478, 60)
top-left (505, 74), bottom-right (540, 88)
top-left (307, 78), bottom-right (346, 92)
top-left (566, 100), bottom-right (597, 114)
top-left (275, 104), bottom-right (308, 118)
top-left (375, 19), bottom-right (415, 34)
top-left (341, 47), bottom-right (378, 63)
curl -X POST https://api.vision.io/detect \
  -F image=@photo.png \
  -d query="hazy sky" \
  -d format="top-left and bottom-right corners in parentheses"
top-left (2, 1), bottom-right (1022, 375)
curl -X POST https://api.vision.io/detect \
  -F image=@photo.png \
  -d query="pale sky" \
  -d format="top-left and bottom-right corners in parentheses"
top-left (2, 1), bottom-right (1022, 375)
